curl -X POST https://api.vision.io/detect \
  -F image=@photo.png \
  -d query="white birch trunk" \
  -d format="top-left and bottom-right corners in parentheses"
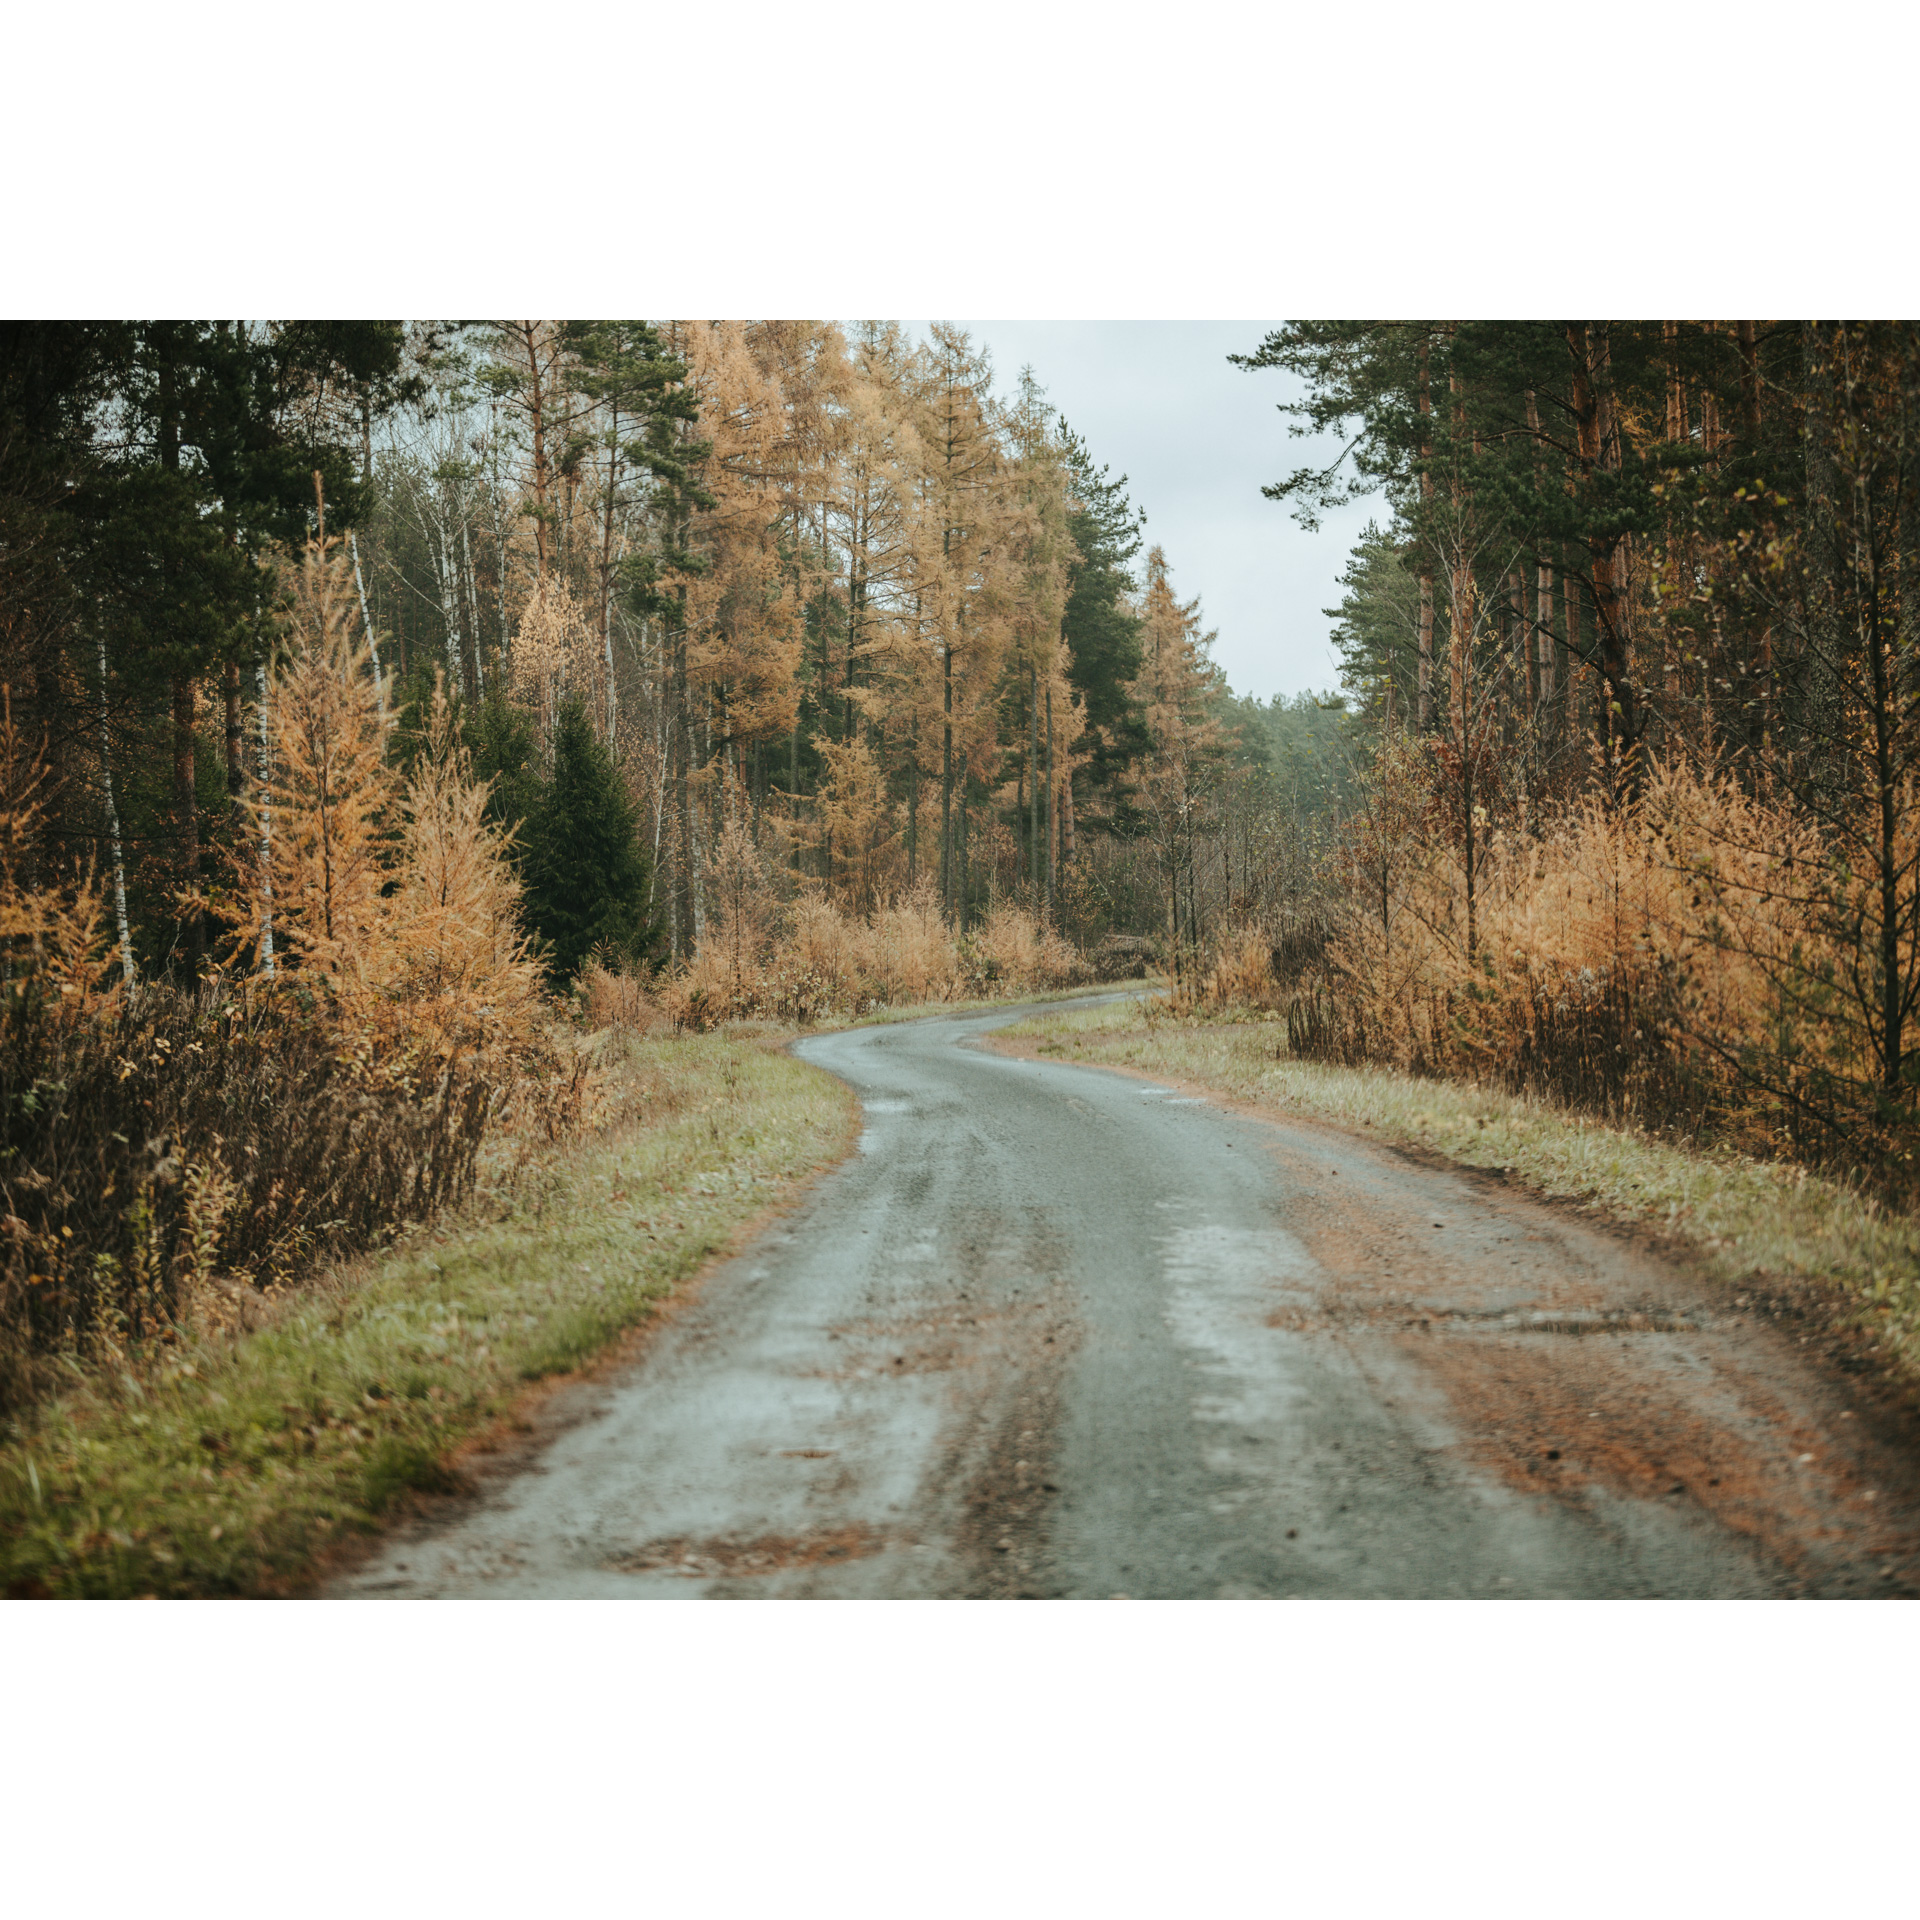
top-left (348, 530), bottom-right (386, 721)
top-left (462, 514), bottom-right (485, 697)
top-left (95, 632), bottom-right (135, 985)
top-left (430, 497), bottom-right (464, 692)
top-left (255, 661), bottom-right (275, 975)
top-left (603, 610), bottom-right (618, 747)
top-left (488, 396), bottom-right (518, 671)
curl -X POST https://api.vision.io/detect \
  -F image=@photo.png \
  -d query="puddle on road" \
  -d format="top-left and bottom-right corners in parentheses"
top-left (1160, 1224), bottom-right (1322, 1431)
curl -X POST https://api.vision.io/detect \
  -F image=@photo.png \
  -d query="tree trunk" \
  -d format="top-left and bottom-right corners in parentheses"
top-left (172, 674), bottom-right (202, 973)
top-left (1512, 570), bottom-right (1534, 733)
top-left (907, 728), bottom-right (919, 888)
top-left (672, 605), bottom-right (692, 960)
top-left (519, 322), bottom-right (552, 579)
top-left (462, 515), bottom-right (485, 700)
top-left (1417, 333), bottom-right (1435, 733)
top-left (1567, 323), bottom-right (1640, 789)
top-left (1523, 389), bottom-right (1558, 730)
top-left (97, 633), bottom-right (134, 984)
top-left (224, 658), bottom-right (242, 797)
top-left (348, 530), bottom-right (386, 719)
top-left (1448, 554), bottom-right (1475, 751)
top-left (1044, 677), bottom-right (1055, 921)
top-left (955, 785), bottom-right (968, 936)
top-left (599, 421), bottom-right (621, 743)
top-left (1028, 658), bottom-right (1041, 896)
top-left (940, 641), bottom-right (954, 921)
top-left (254, 660), bottom-right (275, 976)
top-left (490, 397), bottom-right (511, 670)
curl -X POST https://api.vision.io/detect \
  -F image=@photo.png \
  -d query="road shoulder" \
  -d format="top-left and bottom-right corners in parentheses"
top-left (0, 1028), bottom-right (859, 1599)
top-left (988, 1004), bottom-right (1920, 1593)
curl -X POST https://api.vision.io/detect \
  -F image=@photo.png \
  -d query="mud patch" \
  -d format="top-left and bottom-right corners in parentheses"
top-left (951, 1363), bottom-right (1075, 1600)
top-left (905, 1284), bottom-right (1083, 1599)
top-left (605, 1524), bottom-right (887, 1578)
top-left (1267, 1303), bottom-right (1703, 1336)
top-left (1406, 1329), bottom-right (1920, 1594)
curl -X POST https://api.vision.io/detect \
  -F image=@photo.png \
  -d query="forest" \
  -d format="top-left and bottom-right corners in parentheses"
top-left (0, 318), bottom-right (1323, 1408)
top-left (3, 317), bottom-right (1918, 1412)
top-left (1234, 323), bottom-right (1920, 1212)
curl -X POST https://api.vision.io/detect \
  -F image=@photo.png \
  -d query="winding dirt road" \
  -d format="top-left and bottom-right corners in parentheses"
top-left (335, 1000), bottom-right (1920, 1598)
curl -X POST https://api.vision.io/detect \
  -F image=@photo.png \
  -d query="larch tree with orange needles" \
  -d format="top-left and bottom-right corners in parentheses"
top-left (229, 525), bottom-right (396, 988)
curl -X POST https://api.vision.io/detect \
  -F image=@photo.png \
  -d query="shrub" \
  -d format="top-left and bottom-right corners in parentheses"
top-left (0, 539), bottom-right (561, 1414)
top-left (650, 875), bottom-right (1089, 1031)
top-left (1238, 742), bottom-right (1920, 1201)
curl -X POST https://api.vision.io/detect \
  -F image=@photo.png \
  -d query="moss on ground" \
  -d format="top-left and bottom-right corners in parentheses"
top-left (0, 1029), bottom-right (853, 1598)
top-left (998, 1000), bottom-right (1920, 1378)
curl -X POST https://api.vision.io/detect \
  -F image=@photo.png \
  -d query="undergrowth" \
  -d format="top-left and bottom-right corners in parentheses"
top-left (0, 1026), bottom-right (852, 1597)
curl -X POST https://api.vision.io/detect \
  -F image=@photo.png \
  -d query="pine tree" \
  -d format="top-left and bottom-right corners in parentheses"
top-left (1057, 421), bottom-right (1148, 826)
top-left (520, 695), bottom-right (656, 980)
top-left (1127, 546), bottom-right (1228, 973)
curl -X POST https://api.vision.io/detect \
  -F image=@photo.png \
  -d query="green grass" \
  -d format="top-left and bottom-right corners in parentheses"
top-left (998, 999), bottom-right (1920, 1375)
top-left (0, 1028), bottom-right (854, 1598)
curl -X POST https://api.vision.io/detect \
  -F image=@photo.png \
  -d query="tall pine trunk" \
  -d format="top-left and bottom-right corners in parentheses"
top-left (1417, 333), bottom-right (1435, 732)
top-left (1044, 678), bottom-right (1055, 921)
top-left (1567, 323), bottom-right (1640, 792)
top-left (672, 601), bottom-right (692, 960)
top-left (97, 633), bottom-right (134, 983)
top-left (940, 641), bottom-right (953, 920)
top-left (1028, 658), bottom-right (1041, 896)
top-left (172, 674), bottom-right (202, 972)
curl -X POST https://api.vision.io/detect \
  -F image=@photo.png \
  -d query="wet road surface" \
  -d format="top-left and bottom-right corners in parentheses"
top-left (336, 1000), bottom-right (1920, 1598)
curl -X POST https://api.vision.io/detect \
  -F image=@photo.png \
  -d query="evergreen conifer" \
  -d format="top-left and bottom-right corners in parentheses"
top-left (519, 696), bottom-right (655, 979)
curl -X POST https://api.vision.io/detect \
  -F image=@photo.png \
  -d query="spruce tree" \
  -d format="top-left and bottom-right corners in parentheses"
top-left (519, 695), bottom-right (656, 980)
top-left (1058, 421), bottom-right (1149, 819)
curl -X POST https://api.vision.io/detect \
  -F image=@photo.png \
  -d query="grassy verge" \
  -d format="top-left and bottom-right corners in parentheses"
top-left (0, 1028), bottom-right (853, 1598)
top-left (997, 1000), bottom-right (1920, 1376)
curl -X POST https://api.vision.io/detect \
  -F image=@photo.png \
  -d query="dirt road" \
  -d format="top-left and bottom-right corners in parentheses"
top-left (335, 1000), bottom-right (1920, 1597)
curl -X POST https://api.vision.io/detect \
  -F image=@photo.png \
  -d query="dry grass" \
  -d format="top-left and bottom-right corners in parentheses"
top-left (656, 883), bottom-right (1091, 1029)
top-left (1000, 999), bottom-right (1920, 1378)
top-left (0, 1026), bottom-right (854, 1597)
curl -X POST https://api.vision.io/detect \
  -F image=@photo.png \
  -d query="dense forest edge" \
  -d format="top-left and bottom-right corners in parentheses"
top-left (0, 318), bottom-right (1313, 1427)
top-left (4, 320), bottom-right (1920, 1581)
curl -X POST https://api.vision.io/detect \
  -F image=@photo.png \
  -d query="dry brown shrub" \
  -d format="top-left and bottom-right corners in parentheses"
top-left (1194, 927), bottom-right (1284, 1012)
top-left (579, 959), bottom-right (664, 1034)
top-left (1258, 741), bottom-right (1920, 1191)
top-left (0, 698), bottom-right (120, 1032)
top-left (704, 813), bottom-right (782, 992)
top-left (656, 876), bottom-right (1088, 1030)
top-left (971, 902), bottom-right (1085, 994)
top-left (868, 881), bottom-right (960, 1002)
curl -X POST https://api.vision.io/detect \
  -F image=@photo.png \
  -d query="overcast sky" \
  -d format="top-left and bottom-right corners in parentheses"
top-left (921, 321), bottom-right (1386, 705)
